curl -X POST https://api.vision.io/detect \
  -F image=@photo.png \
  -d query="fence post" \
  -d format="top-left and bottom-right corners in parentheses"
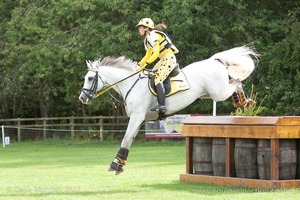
top-left (2, 125), bottom-right (5, 148)
top-left (17, 119), bottom-right (21, 142)
top-left (99, 118), bottom-right (103, 141)
top-left (70, 116), bottom-right (74, 140)
top-left (43, 118), bottom-right (47, 140)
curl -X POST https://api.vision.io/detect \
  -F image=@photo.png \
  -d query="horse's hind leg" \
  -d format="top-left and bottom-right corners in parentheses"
top-left (210, 79), bottom-right (242, 102)
top-left (232, 85), bottom-right (256, 108)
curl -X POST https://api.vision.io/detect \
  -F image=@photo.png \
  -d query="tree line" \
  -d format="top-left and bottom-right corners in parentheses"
top-left (0, 0), bottom-right (299, 118)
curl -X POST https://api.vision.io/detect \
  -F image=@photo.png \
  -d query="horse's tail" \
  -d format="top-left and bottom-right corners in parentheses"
top-left (210, 45), bottom-right (260, 81)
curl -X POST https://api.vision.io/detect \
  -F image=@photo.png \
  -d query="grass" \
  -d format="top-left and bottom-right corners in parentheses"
top-left (0, 140), bottom-right (299, 200)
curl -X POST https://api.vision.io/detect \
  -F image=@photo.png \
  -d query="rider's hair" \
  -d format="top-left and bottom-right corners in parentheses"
top-left (154, 23), bottom-right (167, 31)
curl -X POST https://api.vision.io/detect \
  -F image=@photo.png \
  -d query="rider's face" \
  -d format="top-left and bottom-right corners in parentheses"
top-left (138, 26), bottom-right (147, 36)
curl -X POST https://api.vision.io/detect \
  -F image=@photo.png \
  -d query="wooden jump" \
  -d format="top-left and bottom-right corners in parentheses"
top-left (180, 116), bottom-right (300, 189)
top-left (145, 133), bottom-right (184, 139)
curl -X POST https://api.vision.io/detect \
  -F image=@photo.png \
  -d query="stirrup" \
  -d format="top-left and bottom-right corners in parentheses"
top-left (151, 105), bottom-right (166, 113)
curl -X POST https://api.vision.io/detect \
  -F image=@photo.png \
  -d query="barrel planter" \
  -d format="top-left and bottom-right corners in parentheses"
top-left (258, 139), bottom-right (297, 180)
top-left (212, 138), bottom-right (226, 176)
top-left (181, 116), bottom-right (300, 189)
top-left (234, 139), bottom-right (258, 179)
top-left (193, 137), bottom-right (213, 175)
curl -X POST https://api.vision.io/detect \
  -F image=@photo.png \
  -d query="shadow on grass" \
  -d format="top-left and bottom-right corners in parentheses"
top-left (4, 187), bottom-right (138, 198)
top-left (139, 181), bottom-right (292, 196)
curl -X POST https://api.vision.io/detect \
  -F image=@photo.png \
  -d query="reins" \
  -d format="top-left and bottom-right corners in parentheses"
top-left (95, 67), bottom-right (145, 97)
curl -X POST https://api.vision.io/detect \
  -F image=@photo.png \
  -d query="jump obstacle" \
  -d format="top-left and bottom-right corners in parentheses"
top-left (180, 116), bottom-right (300, 189)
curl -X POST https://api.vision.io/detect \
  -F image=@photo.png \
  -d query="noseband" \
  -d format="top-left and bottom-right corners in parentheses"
top-left (81, 71), bottom-right (104, 99)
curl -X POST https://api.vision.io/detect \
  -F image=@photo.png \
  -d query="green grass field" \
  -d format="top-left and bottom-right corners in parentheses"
top-left (0, 140), bottom-right (299, 200)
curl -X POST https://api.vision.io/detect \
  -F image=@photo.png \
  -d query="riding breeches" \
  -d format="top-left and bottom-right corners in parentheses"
top-left (153, 52), bottom-right (177, 86)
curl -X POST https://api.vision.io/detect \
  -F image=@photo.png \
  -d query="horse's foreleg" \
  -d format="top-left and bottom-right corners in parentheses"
top-left (108, 147), bottom-right (129, 175)
top-left (108, 115), bottom-right (144, 175)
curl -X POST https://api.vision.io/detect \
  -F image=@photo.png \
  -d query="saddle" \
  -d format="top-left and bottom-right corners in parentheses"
top-left (148, 65), bottom-right (190, 97)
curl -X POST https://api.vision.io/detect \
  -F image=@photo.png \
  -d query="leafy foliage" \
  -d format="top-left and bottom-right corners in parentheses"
top-left (0, 0), bottom-right (299, 118)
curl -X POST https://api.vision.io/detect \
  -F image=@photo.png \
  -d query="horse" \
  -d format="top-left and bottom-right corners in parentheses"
top-left (79, 45), bottom-right (259, 175)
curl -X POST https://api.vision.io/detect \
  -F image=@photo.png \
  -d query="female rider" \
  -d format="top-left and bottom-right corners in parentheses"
top-left (136, 18), bottom-right (179, 113)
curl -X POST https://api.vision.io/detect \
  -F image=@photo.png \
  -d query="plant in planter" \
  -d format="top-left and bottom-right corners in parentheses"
top-left (231, 84), bottom-right (267, 116)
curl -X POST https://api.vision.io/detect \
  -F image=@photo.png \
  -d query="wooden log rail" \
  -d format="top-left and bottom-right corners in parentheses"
top-left (180, 116), bottom-right (300, 189)
top-left (145, 133), bottom-right (184, 139)
top-left (0, 116), bottom-right (129, 141)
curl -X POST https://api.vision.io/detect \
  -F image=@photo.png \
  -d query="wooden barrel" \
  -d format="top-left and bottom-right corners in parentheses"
top-left (193, 137), bottom-right (213, 175)
top-left (279, 140), bottom-right (297, 180)
top-left (257, 139), bottom-right (297, 180)
top-left (212, 138), bottom-right (226, 176)
top-left (234, 139), bottom-right (258, 178)
top-left (257, 139), bottom-right (271, 180)
top-left (297, 140), bottom-right (300, 179)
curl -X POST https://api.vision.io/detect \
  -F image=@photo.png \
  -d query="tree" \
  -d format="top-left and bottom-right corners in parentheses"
top-left (0, 0), bottom-right (299, 118)
top-left (257, 6), bottom-right (300, 115)
top-left (1, 0), bottom-right (137, 117)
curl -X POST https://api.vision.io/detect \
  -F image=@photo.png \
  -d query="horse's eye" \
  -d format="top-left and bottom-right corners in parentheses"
top-left (88, 77), bottom-right (94, 81)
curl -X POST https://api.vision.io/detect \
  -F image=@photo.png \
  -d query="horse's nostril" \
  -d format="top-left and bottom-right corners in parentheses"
top-left (79, 95), bottom-right (85, 101)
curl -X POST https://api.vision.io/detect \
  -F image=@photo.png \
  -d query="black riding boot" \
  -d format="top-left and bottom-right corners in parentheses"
top-left (151, 83), bottom-right (166, 112)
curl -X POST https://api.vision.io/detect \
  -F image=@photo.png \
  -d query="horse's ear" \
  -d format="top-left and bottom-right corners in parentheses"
top-left (86, 60), bottom-right (93, 70)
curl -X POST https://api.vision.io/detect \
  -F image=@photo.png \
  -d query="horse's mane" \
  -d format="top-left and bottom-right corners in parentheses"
top-left (94, 56), bottom-right (139, 72)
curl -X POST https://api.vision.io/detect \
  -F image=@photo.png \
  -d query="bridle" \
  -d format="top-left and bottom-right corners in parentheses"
top-left (81, 71), bottom-right (103, 100)
top-left (81, 68), bottom-right (146, 101)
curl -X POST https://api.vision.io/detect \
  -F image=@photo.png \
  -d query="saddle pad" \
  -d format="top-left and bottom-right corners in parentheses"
top-left (149, 71), bottom-right (190, 97)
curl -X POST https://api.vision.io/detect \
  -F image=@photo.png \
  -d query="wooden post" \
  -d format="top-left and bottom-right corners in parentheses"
top-left (17, 119), bottom-right (21, 142)
top-left (270, 139), bottom-right (280, 180)
top-left (70, 117), bottom-right (74, 140)
top-left (43, 118), bottom-right (47, 140)
top-left (99, 118), bottom-right (103, 141)
top-left (225, 138), bottom-right (235, 177)
top-left (186, 137), bottom-right (193, 174)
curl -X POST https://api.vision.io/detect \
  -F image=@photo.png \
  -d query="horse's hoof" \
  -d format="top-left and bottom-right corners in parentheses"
top-left (115, 169), bottom-right (124, 175)
top-left (108, 167), bottom-right (123, 175)
top-left (108, 161), bottom-right (124, 175)
top-left (244, 98), bottom-right (256, 108)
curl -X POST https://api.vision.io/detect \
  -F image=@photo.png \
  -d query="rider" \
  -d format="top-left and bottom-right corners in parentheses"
top-left (136, 18), bottom-right (179, 113)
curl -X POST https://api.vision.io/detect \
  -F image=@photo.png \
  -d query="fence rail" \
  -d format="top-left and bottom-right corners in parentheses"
top-left (0, 116), bottom-right (132, 142)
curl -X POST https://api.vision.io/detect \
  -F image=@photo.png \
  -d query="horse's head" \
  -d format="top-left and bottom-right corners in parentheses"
top-left (79, 56), bottom-right (139, 104)
top-left (79, 60), bottom-right (105, 104)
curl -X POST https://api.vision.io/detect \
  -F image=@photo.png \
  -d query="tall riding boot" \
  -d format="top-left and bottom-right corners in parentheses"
top-left (151, 83), bottom-right (166, 112)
